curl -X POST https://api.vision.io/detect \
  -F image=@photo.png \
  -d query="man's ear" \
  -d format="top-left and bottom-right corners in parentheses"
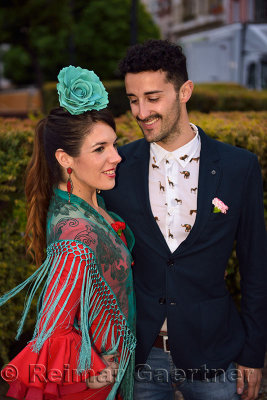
top-left (55, 149), bottom-right (73, 169)
top-left (179, 80), bottom-right (194, 104)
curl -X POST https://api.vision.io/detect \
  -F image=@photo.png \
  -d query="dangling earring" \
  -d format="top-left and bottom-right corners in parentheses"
top-left (67, 167), bottom-right (73, 203)
top-left (97, 189), bottom-right (101, 194)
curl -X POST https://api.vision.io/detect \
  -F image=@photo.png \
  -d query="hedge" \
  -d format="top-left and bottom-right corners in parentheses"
top-left (116, 111), bottom-right (267, 196)
top-left (189, 83), bottom-right (267, 113)
top-left (43, 81), bottom-right (267, 116)
top-left (0, 111), bottom-right (266, 364)
top-left (0, 118), bottom-right (37, 363)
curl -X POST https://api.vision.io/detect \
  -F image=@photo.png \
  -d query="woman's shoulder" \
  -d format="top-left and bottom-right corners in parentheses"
top-left (48, 192), bottom-right (81, 221)
top-left (46, 191), bottom-right (93, 246)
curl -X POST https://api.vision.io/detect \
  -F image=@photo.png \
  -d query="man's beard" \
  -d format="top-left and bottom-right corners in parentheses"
top-left (136, 108), bottom-right (181, 144)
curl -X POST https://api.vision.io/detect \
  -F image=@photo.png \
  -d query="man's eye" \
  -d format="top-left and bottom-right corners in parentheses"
top-left (129, 99), bottom-right (137, 104)
top-left (149, 98), bottom-right (159, 102)
top-left (95, 146), bottom-right (104, 153)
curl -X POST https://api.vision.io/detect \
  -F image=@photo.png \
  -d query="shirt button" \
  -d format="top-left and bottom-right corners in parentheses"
top-left (167, 260), bottom-right (174, 267)
top-left (159, 297), bottom-right (166, 305)
top-left (170, 298), bottom-right (176, 306)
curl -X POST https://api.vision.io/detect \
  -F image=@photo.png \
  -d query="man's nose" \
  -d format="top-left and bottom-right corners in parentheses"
top-left (136, 102), bottom-right (150, 121)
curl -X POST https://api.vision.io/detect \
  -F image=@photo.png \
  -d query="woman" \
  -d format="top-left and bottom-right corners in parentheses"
top-left (0, 66), bottom-right (136, 400)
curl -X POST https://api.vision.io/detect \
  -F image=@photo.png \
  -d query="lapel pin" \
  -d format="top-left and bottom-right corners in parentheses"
top-left (211, 170), bottom-right (216, 175)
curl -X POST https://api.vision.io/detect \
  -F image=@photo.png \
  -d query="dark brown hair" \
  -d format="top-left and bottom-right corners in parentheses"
top-left (119, 39), bottom-right (188, 91)
top-left (25, 107), bottom-right (115, 266)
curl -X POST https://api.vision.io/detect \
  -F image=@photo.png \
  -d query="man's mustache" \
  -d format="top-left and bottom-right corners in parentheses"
top-left (136, 114), bottom-right (161, 123)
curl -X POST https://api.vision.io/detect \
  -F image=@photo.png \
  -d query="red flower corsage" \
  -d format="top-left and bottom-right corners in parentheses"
top-left (111, 221), bottom-right (126, 237)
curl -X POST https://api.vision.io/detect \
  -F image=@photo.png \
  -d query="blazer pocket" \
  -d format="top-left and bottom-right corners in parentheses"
top-left (208, 212), bottom-right (235, 222)
top-left (200, 294), bottom-right (244, 361)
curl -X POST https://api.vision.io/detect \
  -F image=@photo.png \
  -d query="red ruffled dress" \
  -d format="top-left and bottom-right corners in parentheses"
top-left (2, 223), bottom-right (127, 400)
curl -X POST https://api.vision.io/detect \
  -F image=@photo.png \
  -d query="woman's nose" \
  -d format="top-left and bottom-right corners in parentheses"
top-left (111, 147), bottom-right (122, 164)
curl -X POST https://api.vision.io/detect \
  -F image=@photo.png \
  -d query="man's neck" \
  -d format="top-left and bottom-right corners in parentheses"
top-left (156, 123), bottom-right (196, 152)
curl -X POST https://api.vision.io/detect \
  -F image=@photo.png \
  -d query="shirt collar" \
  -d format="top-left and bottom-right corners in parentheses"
top-left (150, 123), bottom-right (200, 167)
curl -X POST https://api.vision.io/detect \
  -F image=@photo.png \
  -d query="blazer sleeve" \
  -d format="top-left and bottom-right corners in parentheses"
top-left (235, 154), bottom-right (267, 367)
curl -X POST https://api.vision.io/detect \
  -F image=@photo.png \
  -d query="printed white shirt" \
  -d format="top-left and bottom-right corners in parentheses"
top-left (149, 123), bottom-right (201, 333)
top-left (149, 123), bottom-right (201, 253)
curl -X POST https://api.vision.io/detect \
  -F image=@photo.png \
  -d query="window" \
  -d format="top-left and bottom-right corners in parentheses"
top-left (183, 0), bottom-right (196, 21)
top-left (209, 0), bottom-right (224, 15)
top-left (247, 0), bottom-right (254, 20)
top-left (157, 0), bottom-right (171, 17)
top-left (261, 59), bottom-right (267, 89)
top-left (255, 0), bottom-right (267, 22)
top-left (158, 0), bottom-right (171, 17)
top-left (232, 0), bottom-right (240, 22)
top-left (247, 63), bottom-right (256, 89)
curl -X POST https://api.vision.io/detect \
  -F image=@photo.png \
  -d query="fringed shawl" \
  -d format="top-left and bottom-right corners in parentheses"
top-left (0, 188), bottom-right (136, 400)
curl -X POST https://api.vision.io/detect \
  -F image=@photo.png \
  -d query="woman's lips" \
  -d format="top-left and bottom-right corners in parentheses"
top-left (103, 169), bottom-right (116, 177)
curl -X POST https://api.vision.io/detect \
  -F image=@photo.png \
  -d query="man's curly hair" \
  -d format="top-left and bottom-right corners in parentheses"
top-left (119, 39), bottom-right (188, 91)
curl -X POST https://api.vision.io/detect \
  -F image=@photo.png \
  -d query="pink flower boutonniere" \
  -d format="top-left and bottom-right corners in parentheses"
top-left (212, 198), bottom-right (229, 214)
top-left (111, 221), bottom-right (126, 237)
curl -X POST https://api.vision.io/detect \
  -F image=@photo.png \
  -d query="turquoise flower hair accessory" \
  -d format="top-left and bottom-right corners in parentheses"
top-left (57, 66), bottom-right (109, 115)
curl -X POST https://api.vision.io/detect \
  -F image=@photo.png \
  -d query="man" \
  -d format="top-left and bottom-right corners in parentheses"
top-left (102, 40), bottom-right (267, 400)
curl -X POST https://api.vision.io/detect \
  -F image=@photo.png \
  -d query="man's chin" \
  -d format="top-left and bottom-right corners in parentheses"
top-left (144, 136), bottom-right (155, 143)
top-left (142, 129), bottom-right (159, 143)
top-left (143, 132), bottom-right (166, 144)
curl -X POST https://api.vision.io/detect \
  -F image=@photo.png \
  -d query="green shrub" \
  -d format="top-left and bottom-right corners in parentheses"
top-left (0, 111), bottom-right (266, 364)
top-left (43, 81), bottom-right (267, 115)
top-left (188, 111), bottom-right (267, 193)
top-left (188, 83), bottom-right (267, 112)
top-left (0, 118), bottom-right (37, 363)
top-left (42, 82), bottom-right (59, 115)
top-left (103, 81), bottom-right (130, 117)
top-left (117, 111), bottom-right (267, 193)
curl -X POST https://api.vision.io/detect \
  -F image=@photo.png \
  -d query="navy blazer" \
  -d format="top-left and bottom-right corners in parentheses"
top-left (102, 127), bottom-right (267, 373)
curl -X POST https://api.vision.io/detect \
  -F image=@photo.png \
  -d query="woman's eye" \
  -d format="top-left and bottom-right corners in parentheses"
top-left (149, 98), bottom-right (159, 102)
top-left (95, 146), bottom-right (104, 153)
top-left (129, 99), bottom-right (137, 104)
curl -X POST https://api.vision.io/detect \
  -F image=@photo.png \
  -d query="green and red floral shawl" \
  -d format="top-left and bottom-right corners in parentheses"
top-left (0, 188), bottom-right (136, 400)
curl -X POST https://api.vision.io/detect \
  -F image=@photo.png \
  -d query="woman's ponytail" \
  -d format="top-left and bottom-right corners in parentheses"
top-left (25, 119), bottom-right (52, 266)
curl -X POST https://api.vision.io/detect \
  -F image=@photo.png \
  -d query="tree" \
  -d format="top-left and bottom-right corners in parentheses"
top-left (72, 0), bottom-right (160, 79)
top-left (0, 0), bottom-right (72, 87)
top-left (0, 0), bottom-right (160, 86)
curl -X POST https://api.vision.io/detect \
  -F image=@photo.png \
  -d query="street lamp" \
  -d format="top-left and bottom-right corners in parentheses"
top-left (130, 0), bottom-right (138, 45)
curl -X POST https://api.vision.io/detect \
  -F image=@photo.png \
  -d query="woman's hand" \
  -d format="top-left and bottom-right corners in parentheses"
top-left (86, 353), bottom-right (119, 389)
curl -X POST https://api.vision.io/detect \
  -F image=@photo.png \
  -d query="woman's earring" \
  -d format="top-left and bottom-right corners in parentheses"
top-left (67, 167), bottom-right (73, 203)
top-left (97, 189), bottom-right (101, 194)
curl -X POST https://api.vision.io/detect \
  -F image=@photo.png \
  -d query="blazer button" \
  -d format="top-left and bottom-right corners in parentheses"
top-left (159, 297), bottom-right (166, 305)
top-left (167, 260), bottom-right (174, 267)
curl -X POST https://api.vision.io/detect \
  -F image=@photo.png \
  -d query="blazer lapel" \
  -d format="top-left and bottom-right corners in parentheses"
top-left (127, 140), bottom-right (171, 255)
top-left (173, 128), bottom-right (222, 256)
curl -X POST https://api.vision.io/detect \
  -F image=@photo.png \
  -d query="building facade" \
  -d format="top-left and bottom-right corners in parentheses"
top-left (141, 0), bottom-right (267, 40)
